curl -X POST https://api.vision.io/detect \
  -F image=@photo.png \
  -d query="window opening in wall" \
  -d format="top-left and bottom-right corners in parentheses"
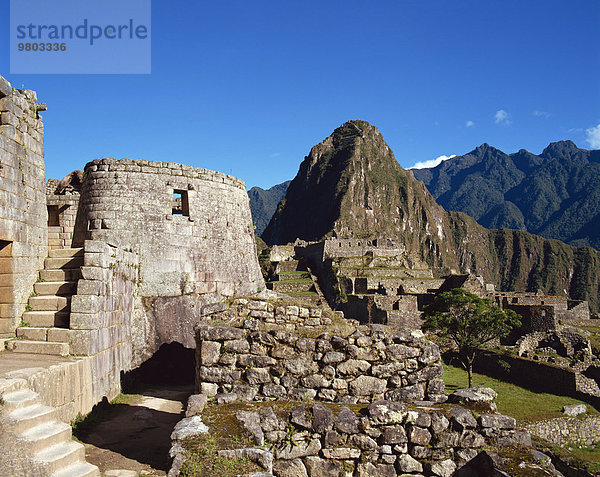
top-left (172, 189), bottom-right (189, 216)
top-left (47, 205), bottom-right (60, 226)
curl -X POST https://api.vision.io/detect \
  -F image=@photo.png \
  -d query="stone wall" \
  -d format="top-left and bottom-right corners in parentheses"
top-left (69, 239), bottom-right (138, 404)
top-left (242, 401), bottom-right (529, 476)
top-left (172, 396), bottom-right (533, 477)
top-left (45, 179), bottom-right (85, 249)
top-left (78, 158), bottom-right (263, 299)
top-left (505, 304), bottom-right (557, 342)
top-left (526, 415), bottom-right (600, 447)
top-left (563, 300), bottom-right (591, 321)
top-left (323, 237), bottom-right (406, 259)
top-left (231, 297), bottom-right (335, 330)
top-left (195, 324), bottom-right (446, 404)
top-left (0, 75), bottom-right (47, 337)
top-left (474, 351), bottom-right (600, 405)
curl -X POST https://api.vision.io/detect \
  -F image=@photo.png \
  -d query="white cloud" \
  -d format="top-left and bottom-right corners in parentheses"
top-left (466, 120), bottom-right (475, 128)
top-left (532, 110), bottom-right (551, 118)
top-left (494, 109), bottom-right (511, 125)
top-left (586, 124), bottom-right (600, 149)
top-left (410, 154), bottom-right (456, 170)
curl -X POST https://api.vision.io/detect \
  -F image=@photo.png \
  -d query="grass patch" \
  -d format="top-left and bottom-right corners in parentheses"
top-left (570, 442), bottom-right (600, 469)
top-left (269, 278), bottom-right (313, 284)
top-left (442, 361), bottom-right (597, 423)
top-left (179, 434), bottom-right (260, 476)
top-left (533, 437), bottom-right (600, 473)
top-left (179, 402), bottom-right (263, 476)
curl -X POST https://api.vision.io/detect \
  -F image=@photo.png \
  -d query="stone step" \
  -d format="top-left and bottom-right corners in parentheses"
top-left (28, 295), bottom-right (70, 312)
top-left (52, 461), bottom-right (101, 477)
top-left (0, 389), bottom-right (40, 412)
top-left (34, 440), bottom-right (86, 475)
top-left (277, 271), bottom-right (311, 280)
top-left (21, 421), bottom-right (73, 454)
top-left (286, 292), bottom-right (322, 306)
top-left (40, 268), bottom-right (82, 282)
top-left (44, 256), bottom-right (84, 270)
top-left (8, 403), bottom-right (56, 434)
top-left (6, 340), bottom-right (69, 356)
top-left (34, 281), bottom-right (77, 296)
top-left (277, 260), bottom-right (303, 272)
top-left (48, 248), bottom-right (84, 259)
top-left (47, 328), bottom-right (70, 343)
top-left (15, 327), bottom-right (70, 342)
top-left (0, 379), bottom-right (27, 396)
top-left (23, 311), bottom-right (69, 328)
top-left (17, 327), bottom-right (48, 341)
top-left (270, 280), bottom-right (315, 293)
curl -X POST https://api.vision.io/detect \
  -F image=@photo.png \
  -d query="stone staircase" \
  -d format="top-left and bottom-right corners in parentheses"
top-left (267, 259), bottom-right (323, 306)
top-left (7, 248), bottom-right (82, 356)
top-left (1, 385), bottom-right (99, 477)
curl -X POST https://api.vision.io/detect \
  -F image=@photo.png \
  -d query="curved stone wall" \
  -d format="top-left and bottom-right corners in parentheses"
top-left (78, 158), bottom-right (264, 298)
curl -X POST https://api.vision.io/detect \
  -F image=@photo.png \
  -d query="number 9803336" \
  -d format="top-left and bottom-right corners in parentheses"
top-left (17, 43), bottom-right (67, 52)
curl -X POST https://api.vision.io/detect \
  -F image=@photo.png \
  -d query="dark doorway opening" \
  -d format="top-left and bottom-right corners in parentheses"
top-left (123, 342), bottom-right (195, 390)
top-left (47, 205), bottom-right (60, 226)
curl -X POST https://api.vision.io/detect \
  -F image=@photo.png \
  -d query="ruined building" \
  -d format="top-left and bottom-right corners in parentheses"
top-left (0, 73), bottom-right (263, 412)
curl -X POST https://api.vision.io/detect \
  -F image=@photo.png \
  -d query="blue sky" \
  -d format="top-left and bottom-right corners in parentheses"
top-left (1, 0), bottom-right (599, 188)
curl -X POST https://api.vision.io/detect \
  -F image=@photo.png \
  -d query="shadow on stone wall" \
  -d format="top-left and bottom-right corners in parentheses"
top-left (123, 342), bottom-right (195, 390)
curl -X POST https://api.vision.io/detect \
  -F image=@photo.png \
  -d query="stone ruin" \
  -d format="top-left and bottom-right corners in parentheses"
top-left (0, 72), bottom-right (264, 415)
top-left (165, 297), bottom-right (549, 476)
top-left (267, 237), bottom-right (590, 335)
top-left (0, 73), bottom-right (593, 476)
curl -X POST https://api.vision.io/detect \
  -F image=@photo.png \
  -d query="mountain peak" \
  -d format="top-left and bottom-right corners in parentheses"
top-left (541, 140), bottom-right (579, 158)
top-left (262, 120), bottom-right (439, 245)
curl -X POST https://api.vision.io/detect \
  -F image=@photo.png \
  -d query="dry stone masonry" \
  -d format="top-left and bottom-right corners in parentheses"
top-left (172, 392), bottom-right (535, 477)
top-left (195, 321), bottom-right (446, 404)
top-left (0, 75), bottom-right (47, 336)
top-left (68, 239), bottom-right (138, 403)
top-left (78, 158), bottom-right (263, 298)
top-left (526, 415), bottom-right (600, 447)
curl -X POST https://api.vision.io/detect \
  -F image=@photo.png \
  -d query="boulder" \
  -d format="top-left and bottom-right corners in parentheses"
top-left (185, 394), bottom-right (207, 417)
top-left (350, 376), bottom-right (387, 396)
top-left (366, 400), bottom-right (407, 424)
top-left (396, 454), bottom-right (423, 473)
top-left (273, 459), bottom-right (308, 477)
top-left (449, 406), bottom-right (477, 430)
top-left (448, 387), bottom-right (498, 412)
top-left (478, 414), bottom-right (516, 429)
top-left (429, 459), bottom-right (456, 477)
top-left (563, 403), bottom-right (586, 416)
top-left (236, 410), bottom-right (264, 445)
top-left (170, 416), bottom-right (209, 440)
top-left (303, 456), bottom-right (341, 477)
top-left (311, 403), bottom-right (333, 433)
top-left (334, 406), bottom-right (360, 434)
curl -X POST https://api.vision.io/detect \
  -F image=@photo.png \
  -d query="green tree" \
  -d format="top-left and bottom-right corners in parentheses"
top-left (423, 288), bottom-right (521, 388)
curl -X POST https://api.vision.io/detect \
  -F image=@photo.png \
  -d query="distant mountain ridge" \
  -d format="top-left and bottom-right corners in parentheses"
top-left (412, 140), bottom-right (600, 250)
top-left (248, 180), bottom-right (291, 235)
top-left (262, 120), bottom-right (600, 312)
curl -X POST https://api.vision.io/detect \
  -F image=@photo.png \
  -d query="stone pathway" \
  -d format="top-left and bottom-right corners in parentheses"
top-left (78, 385), bottom-right (193, 476)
